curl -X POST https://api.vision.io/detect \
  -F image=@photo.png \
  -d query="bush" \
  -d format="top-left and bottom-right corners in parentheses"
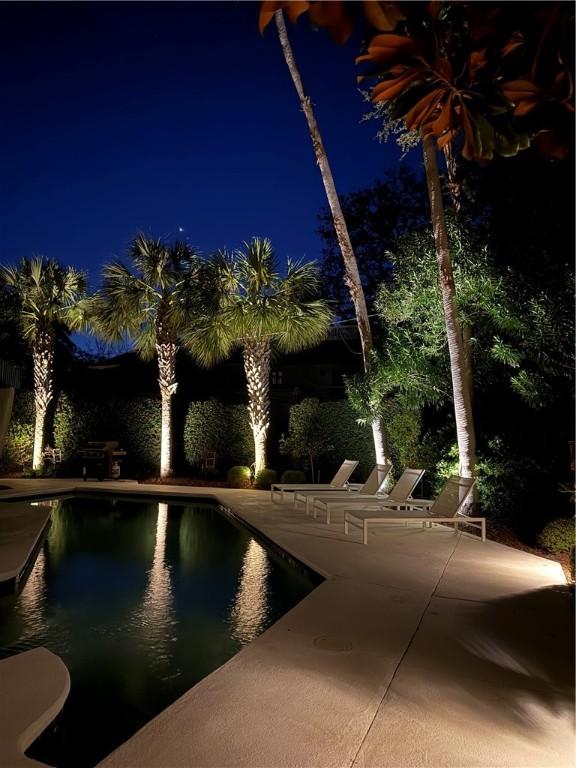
top-left (53, 394), bottom-right (161, 473)
top-left (227, 465), bottom-right (252, 488)
top-left (317, 401), bottom-right (373, 480)
top-left (184, 400), bottom-right (252, 469)
top-left (3, 391), bottom-right (34, 470)
top-left (280, 469), bottom-right (307, 483)
top-left (254, 469), bottom-right (278, 490)
top-left (538, 519), bottom-right (575, 554)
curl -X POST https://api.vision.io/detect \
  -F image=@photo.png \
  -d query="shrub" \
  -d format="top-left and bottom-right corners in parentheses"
top-left (5, 420), bottom-right (34, 470)
top-left (538, 519), bottom-right (575, 554)
top-left (254, 469), bottom-right (278, 490)
top-left (53, 394), bottom-right (161, 473)
top-left (280, 399), bottom-right (334, 480)
top-left (3, 391), bottom-right (34, 469)
top-left (227, 465), bottom-right (252, 488)
top-left (280, 469), bottom-right (307, 483)
top-left (184, 400), bottom-right (252, 469)
top-left (318, 400), bottom-right (373, 480)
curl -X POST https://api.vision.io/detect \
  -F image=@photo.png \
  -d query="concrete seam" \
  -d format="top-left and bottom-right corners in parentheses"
top-left (348, 534), bottom-right (461, 768)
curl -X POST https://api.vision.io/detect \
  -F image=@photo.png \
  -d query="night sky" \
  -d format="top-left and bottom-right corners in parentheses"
top-left (1, 1), bottom-right (406, 290)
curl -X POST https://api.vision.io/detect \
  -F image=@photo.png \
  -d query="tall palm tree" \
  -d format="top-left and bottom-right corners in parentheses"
top-left (0, 257), bottom-right (88, 470)
top-left (260, 1), bottom-right (573, 481)
top-left (92, 234), bottom-right (203, 478)
top-left (184, 237), bottom-right (332, 475)
top-left (259, 8), bottom-right (388, 466)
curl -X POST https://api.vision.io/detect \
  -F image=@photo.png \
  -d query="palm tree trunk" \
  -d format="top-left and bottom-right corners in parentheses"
top-left (157, 342), bottom-right (178, 478)
top-left (32, 330), bottom-right (54, 471)
top-left (274, 10), bottom-right (387, 466)
top-left (243, 338), bottom-right (271, 476)
top-left (422, 134), bottom-right (476, 478)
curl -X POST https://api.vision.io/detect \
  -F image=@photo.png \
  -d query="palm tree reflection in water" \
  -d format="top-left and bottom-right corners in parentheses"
top-left (230, 539), bottom-right (270, 645)
top-left (18, 549), bottom-right (48, 638)
top-left (138, 503), bottom-right (176, 666)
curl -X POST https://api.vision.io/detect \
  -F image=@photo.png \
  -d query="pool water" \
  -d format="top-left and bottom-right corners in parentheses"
top-left (0, 495), bottom-right (319, 767)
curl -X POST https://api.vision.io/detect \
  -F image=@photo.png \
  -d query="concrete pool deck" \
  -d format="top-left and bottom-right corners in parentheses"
top-left (0, 478), bottom-right (574, 768)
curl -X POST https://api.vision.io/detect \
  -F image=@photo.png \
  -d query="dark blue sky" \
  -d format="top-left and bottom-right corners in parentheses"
top-left (1, 1), bottom-right (405, 289)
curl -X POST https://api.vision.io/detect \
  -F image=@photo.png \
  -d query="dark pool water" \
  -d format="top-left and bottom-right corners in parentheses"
top-left (0, 494), bottom-right (319, 767)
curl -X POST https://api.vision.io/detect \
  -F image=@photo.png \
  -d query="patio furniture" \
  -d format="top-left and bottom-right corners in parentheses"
top-left (200, 451), bottom-right (217, 473)
top-left (296, 463), bottom-right (392, 522)
top-left (270, 459), bottom-right (359, 503)
top-left (344, 475), bottom-right (485, 544)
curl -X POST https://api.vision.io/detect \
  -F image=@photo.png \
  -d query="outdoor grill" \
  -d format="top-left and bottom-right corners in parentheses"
top-left (77, 441), bottom-right (127, 480)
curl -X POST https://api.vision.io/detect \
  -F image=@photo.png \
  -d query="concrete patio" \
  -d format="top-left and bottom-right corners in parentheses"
top-left (0, 478), bottom-right (573, 768)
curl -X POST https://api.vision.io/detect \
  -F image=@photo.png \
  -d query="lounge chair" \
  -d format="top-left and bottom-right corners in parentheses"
top-left (344, 475), bottom-right (485, 544)
top-left (308, 465), bottom-right (423, 524)
top-left (270, 459), bottom-right (359, 504)
top-left (296, 463), bottom-right (392, 521)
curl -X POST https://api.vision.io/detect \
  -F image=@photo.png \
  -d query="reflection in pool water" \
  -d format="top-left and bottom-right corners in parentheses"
top-left (230, 538), bottom-right (270, 645)
top-left (0, 495), bottom-right (319, 767)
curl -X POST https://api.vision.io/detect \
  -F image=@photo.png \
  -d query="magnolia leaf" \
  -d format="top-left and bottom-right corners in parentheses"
top-left (437, 127), bottom-right (458, 149)
top-left (308, 1), bottom-right (353, 44)
top-left (259, 1), bottom-right (310, 33)
top-left (357, 34), bottom-right (417, 66)
top-left (362, 1), bottom-right (405, 32)
top-left (501, 32), bottom-right (524, 57)
top-left (404, 87), bottom-right (444, 129)
top-left (425, 96), bottom-right (453, 138)
top-left (468, 49), bottom-right (487, 80)
top-left (372, 70), bottom-right (421, 103)
top-left (502, 78), bottom-right (541, 106)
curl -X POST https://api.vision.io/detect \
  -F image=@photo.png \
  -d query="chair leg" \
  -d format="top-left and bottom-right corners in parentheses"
top-left (363, 522), bottom-right (368, 545)
top-left (326, 508), bottom-right (331, 525)
top-left (344, 516), bottom-right (349, 535)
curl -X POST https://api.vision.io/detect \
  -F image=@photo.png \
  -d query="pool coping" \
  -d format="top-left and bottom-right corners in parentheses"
top-left (0, 478), bottom-right (573, 768)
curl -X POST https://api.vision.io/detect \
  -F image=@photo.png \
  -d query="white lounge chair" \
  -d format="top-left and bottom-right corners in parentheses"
top-left (309, 465), bottom-right (422, 524)
top-left (344, 475), bottom-right (485, 544)
top-left (296, 463), bottom-right (392, 522)
top-left (270, 459), bottom-right (359, 504)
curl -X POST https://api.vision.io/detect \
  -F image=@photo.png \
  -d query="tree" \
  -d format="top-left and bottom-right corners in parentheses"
top-left (317, 167), bottom-right (429, 317)
top-left (372, 222), bottom-right (573, 413)
top-left (359, 1), bottom-right (572, 479)
top-left (259, 7), bottom-right (388, 465)
top-left (183, 237), bottom-right (332, 475)
top-left (0, 257), bottom-right (88, 470)
top-left (92, 235), bottom-right (203, 478)
top-left (280, 398), bottom-right (334, 481)
top-left (262, 1), bottom-right (574, 481)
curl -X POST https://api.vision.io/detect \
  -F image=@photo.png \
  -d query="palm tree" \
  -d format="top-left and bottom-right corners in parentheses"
top-left (184, 237), bottom-right (332, 476)
top-left (0, 257), bottom-right (88, 470)
top-left (260, 1), bottom-right (573, 481)
top-left (259, 8), bottom-right (388, 466)
top-left (92, 234), bottom-right (203, 478)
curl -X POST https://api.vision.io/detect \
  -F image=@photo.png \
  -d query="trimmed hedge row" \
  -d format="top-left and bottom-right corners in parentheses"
top-left (184, 399), bottom-right (252, 469)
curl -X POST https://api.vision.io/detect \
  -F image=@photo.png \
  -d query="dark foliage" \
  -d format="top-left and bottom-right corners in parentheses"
top-left (317, 167), bottom-right (429, 317)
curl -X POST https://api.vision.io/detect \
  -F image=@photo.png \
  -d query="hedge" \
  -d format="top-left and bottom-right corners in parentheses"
top-left (184, 399), bottom-right (252, 470)
top-left (282, 399), bottom-right (374, 482)
top-left (3, 391), bottom-right (34, 469)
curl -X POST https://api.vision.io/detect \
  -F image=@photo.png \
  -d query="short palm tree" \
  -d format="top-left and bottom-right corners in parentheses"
top-left (184, 237), bottom-right (332, 476)
top-left (92, 234), bottom-right (203, 478)
top-left (0, 257), bottom-right (88, 470)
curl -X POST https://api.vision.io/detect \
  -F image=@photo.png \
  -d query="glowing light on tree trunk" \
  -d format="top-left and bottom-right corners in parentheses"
top-left (243, 339), bottom-right (271, 475)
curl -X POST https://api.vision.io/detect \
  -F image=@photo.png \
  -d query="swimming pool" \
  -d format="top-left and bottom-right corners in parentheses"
top-left (0, 494), bottom-right (320, 767)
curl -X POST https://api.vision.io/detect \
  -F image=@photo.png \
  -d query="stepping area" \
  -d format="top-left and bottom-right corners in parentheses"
top-left (0, 479), bottom-right (573, 768)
